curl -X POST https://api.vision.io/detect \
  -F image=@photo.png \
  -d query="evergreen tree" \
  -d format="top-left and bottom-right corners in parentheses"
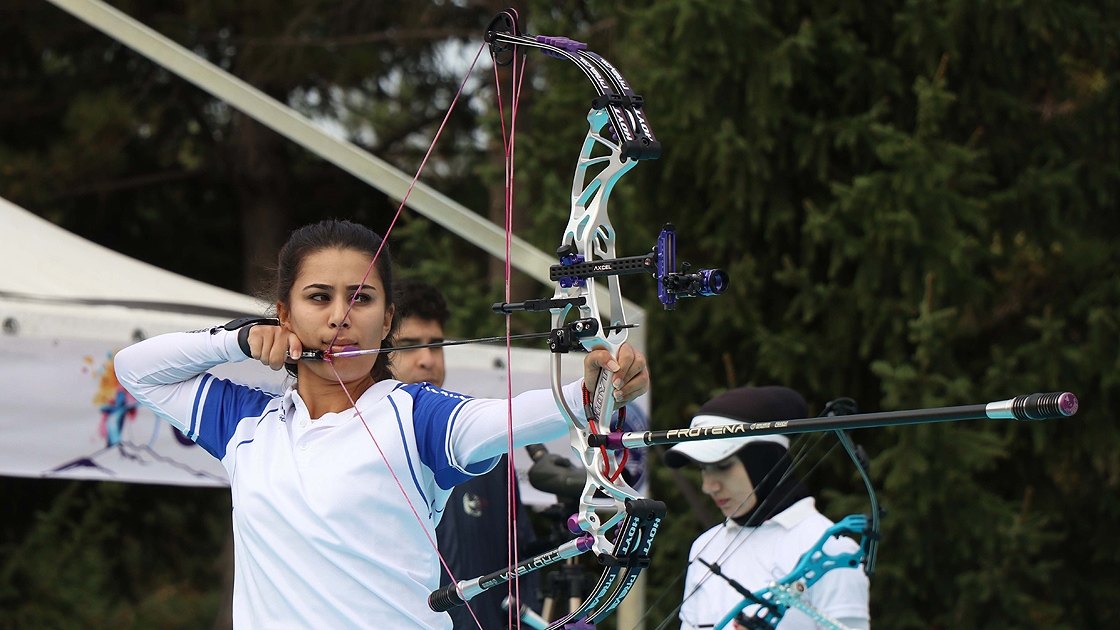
top-left (512, 0), bottom-right (1120, 627)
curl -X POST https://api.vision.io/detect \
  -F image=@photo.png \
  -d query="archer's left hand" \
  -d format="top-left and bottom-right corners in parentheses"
top-left (584, 342), bottom-right (648, 404)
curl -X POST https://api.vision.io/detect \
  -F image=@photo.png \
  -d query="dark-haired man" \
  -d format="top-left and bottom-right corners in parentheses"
top-left (393, 278), bottom-right (540, 629)
top-left (666, 386), bottom-right (870, 630)
top-left (392, 279), bottom-right (448, 387)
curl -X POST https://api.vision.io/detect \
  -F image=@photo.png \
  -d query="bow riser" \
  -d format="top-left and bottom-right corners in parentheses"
top-left (552, 107), bottom-right (644, 544)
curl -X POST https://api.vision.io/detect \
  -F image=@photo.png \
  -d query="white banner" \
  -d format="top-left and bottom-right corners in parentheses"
top-left (0, 333), bottom-right (647, 506)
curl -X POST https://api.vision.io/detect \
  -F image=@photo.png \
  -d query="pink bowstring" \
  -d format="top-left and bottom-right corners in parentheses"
top-left (495, 48), bottom-right (529, 630)
top-left (488, 24), bottom-right (525, 629)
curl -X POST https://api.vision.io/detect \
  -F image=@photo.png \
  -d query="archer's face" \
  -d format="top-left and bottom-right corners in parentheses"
top-left (392, 316), bottom-right (445, 387)
top-left (701, 457), bottom-right (758, 519)
top-left (278, 247), bottom-right (394, 384)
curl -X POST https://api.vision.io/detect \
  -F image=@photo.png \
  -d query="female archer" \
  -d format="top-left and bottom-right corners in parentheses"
top-left (114, 219), bottom-right (648, 628)
top-left (666, 386), bottom-right (870, 630)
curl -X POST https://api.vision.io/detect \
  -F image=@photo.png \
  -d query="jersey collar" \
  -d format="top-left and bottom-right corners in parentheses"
top-left (768, 497), bottom-right (816, 530)
top-left (724, 497), bottom-right (817, 532)
top-left (282, 378), bottom-right (402, 425)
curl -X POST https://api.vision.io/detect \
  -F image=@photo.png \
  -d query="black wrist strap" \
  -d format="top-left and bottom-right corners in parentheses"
top-left (218, 317), bottom-right (279, 332)
top-left (213, 317), bottom-right (279, 359)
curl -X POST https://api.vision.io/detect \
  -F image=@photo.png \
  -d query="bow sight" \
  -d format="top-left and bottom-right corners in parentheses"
top-left (550, 223), bottom-right (728, 310)
top-left (495, 223), bottom-right (729, 317)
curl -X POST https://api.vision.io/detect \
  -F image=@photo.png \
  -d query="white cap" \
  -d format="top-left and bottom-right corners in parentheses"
top-left (663, 415), bottom-right (789, 468)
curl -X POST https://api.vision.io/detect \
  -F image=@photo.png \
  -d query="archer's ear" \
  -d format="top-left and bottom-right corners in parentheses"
top-left (277, 301), bottom-right (290, 329)
top-left (383, 304), bottom-right (395, 339)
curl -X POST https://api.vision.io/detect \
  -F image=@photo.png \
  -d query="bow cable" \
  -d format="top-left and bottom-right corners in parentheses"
top-left (493, 38), bottom-right (530, 628)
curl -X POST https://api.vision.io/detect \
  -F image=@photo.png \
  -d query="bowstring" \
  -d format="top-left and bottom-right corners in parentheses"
top-left (508, 48), bottom-right (529, 630)
top-left (320, 40), bottom-right (488, 630)
top-left (493, 49), bottom-right (512, 630)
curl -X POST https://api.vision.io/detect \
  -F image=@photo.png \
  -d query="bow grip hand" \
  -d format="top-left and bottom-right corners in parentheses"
top-left (583, 342), bottom-right (648, 409)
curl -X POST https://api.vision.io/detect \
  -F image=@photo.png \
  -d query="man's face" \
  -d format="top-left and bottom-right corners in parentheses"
top-left (393, 316), bottom-right (445, 387)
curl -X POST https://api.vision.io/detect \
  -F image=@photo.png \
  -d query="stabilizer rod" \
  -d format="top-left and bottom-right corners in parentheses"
top-left (429, 534), bottom-right (595, 613)
top-left (589, 392), bottom-right (1079, 449)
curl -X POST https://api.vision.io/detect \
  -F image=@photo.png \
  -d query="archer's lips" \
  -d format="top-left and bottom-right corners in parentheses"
top-left (328, 343), bottom-right (361, 354)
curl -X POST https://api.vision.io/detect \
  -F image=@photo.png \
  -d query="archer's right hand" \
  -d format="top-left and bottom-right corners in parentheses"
top-left (247, 324), bottom-right (303, 371)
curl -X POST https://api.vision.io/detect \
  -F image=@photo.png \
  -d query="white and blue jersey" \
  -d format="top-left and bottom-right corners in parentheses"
top-left (115, 328), bottom-right (581, 629)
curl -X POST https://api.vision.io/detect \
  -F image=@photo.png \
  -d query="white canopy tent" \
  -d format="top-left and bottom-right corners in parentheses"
top-left (0, 195), bottom-right (590, 500)
top-left (0, 195), bottom-right (267, 340)
top-left (0, 195), bottom-right (274, 485)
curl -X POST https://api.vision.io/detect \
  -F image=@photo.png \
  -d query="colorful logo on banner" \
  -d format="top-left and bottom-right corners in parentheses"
top-left (43, 351), bottom-right (225, 483)
top-left (87, 352), bottom-right (140, 446)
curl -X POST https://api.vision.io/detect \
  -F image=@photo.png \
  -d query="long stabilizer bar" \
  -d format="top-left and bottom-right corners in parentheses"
top-left (590, 392), bottom-right (1078, 450)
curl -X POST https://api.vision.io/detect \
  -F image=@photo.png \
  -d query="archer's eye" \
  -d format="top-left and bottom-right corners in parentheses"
top-left (351, 292), bottom-right (373, 304)
top-left (704, 459), bottom-right (736, 472)
top-left (309, 293), bottom-right (330, 303)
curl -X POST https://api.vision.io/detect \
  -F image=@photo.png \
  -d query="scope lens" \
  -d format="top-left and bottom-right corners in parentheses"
top-left (697, 269), bottom-right (729, 296)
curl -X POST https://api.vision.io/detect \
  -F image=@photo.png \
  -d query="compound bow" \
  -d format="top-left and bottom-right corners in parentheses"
top-left (428, 9), bottom-right (728, 628)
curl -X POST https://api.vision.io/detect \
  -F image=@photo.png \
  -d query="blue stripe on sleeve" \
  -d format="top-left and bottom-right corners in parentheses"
top-left (189, 373), bottom-right (213, 440)
top-left (404, 383), bottom-right (499, 490)
top-left (193, 377), bottom-right (276, 461)
top-left (387, 395), bottom-right (431, 518)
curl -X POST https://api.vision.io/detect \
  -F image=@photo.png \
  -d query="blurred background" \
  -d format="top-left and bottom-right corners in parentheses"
top-left (1, 0), bottom-right (1118, 628)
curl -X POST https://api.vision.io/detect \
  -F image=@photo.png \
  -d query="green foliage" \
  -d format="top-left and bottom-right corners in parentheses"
top-left (513, 0), bottom-right (1120, 627)
top-left (0, 481), bottom-right (229, 630)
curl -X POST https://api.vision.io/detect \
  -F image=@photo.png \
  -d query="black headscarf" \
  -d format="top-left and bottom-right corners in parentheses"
top-left (664, 386), bottom-right (814, 526)
top-left (731, 441), bottom-right (810, 527)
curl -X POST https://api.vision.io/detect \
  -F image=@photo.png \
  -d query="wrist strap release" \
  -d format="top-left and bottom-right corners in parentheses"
top-left (214, 317), bottom-right (279, 358)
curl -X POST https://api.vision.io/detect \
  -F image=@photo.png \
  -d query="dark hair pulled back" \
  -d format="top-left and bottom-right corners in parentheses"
top-left (276, 219), bottom-right (396, 380)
